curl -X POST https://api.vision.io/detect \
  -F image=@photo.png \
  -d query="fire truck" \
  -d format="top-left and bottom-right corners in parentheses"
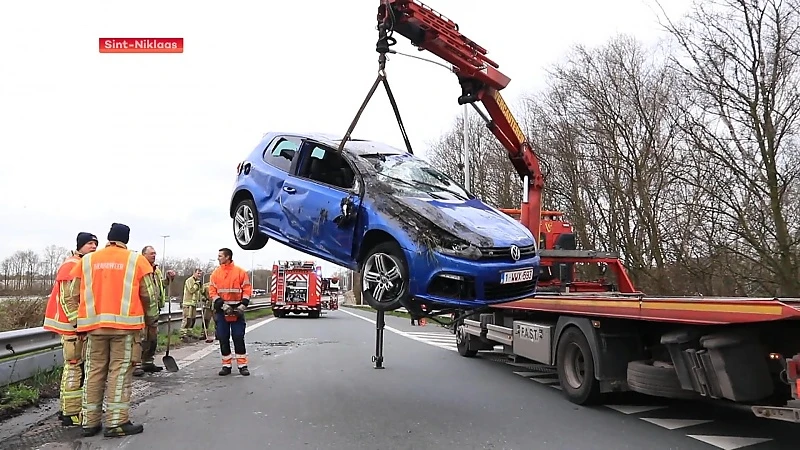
top-left (270, 260), bottom-right (323, 318)
top-left (361, 0), bottom-right (800, 423)
top-left (321, 277), bottom-right (341, 310)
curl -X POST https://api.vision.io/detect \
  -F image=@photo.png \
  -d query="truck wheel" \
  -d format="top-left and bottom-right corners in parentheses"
top-left (456, 323), bottom-right (478, 357)
top-left (627, 360), bottom-right (700, 400)
top-left (359, 241), bottom-right (408, 312)
top-left (556, 327), bottom-right (601, 405)
top-left (232, 197), bottom-right (268, 250)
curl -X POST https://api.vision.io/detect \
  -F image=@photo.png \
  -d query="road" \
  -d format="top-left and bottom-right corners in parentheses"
top-left (3, 307), bottom-right (798, 449)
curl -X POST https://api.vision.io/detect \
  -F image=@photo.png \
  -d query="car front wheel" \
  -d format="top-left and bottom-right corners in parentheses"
top-left (232, 198), bottom-right (268, 250)
top-left (360, 241), bottom-right (408, 312)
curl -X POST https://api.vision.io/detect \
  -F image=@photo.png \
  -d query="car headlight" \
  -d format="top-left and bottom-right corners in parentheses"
top-left (436, 241), bottom-right (482, 260)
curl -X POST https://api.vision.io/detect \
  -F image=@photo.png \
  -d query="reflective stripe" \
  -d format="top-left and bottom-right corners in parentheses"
top-left (43, 318), bottom-right (75, 333)
top-left (217, 288), bottom-right (242, 293)
top-left (120, 251), bottom-right (138, 316)
top-left (81, 254), bottom-right (96, 322)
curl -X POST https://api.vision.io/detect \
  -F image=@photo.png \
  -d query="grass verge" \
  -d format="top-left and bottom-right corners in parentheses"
top-left (0, 297), bottom-right (47, 332)
top-left (0, 367), bottom-right (62, 422)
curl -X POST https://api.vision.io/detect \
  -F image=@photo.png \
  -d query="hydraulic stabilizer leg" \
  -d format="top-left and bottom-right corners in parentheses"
top-left (372, 310), bottom-right (386, 369)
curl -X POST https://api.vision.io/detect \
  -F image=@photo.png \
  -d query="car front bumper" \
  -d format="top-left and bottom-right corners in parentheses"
top-left (404, 248), bottom-right (541, 309)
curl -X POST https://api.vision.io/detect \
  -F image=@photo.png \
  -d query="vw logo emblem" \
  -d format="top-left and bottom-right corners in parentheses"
top-left (510, 245), bottom-right (521, 261)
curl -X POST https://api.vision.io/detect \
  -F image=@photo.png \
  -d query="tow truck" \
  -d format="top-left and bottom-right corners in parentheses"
top-left (270, 260), bottom-right (324, 318)
top-left (344, 0), bottom-right (800, 422)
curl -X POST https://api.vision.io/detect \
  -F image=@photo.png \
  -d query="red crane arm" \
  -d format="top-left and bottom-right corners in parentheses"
top-left (377, 0), bottom-right (544, 239)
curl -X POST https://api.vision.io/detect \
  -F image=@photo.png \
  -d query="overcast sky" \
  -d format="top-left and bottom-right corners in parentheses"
top-left (0, 0), bottom-right (692, 276)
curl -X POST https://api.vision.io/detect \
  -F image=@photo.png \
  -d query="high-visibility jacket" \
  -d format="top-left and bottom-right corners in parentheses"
top-left (208, 262), bottom-right (252, 305)
top-left (69, 245), bottom-right (153, 332)
top-left (153, 266), bottom-right (167, 308)
top-left (183, 277), bottom-right (202, 306)
top-left (43, 253), bottom-right (82, 335)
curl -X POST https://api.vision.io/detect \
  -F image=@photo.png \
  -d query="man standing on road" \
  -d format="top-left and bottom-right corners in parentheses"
top-left (43, 232), bottom-right (98, 427)
top-left (132, 245), bottom-right (176, 377)
top-left (208, 248), bottom-right (253, 376)
top-left (180, 268), bottom-right (202, 340)
top-left (66, 223), bottom-right (156, 437)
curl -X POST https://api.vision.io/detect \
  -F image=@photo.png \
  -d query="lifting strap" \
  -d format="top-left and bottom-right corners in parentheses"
top-left (337, 21), bottom-right (413, 154)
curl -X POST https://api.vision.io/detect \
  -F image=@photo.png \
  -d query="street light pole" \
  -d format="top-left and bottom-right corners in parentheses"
top-left (160, 235), bottom-right (170, 271)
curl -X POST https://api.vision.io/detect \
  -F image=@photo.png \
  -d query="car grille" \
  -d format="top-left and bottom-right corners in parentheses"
top-left (479, 245), bottom-right (537, 261)
top-left (483, 279), bottom-right (537, 300)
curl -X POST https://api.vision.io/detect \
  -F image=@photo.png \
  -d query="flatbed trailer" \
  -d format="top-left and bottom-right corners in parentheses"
top-left (354, 0), bottom-right (800, 421)
top-left (454, 293), bottom-right (800, 422)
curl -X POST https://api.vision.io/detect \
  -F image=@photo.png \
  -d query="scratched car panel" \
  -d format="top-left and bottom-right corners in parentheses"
top-left (229, 131), bottom-right (541, 313)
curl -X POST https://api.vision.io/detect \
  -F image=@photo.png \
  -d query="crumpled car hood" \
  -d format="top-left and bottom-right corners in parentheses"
top-left (393, 196), bottom-right (535, 248)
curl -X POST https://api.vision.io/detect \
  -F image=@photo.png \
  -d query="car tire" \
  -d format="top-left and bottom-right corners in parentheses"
top-left (232, 197), bottom-right (268, 250)
top-left (359, 241), bottom-right (408, 312)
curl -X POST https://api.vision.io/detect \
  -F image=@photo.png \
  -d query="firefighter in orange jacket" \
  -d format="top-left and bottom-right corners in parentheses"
top-left (208, 247), bottom-right (253, 376)
top-left (65, 223), bottom-right (156, 438)
top-left (43, 232), bottom-right (98, 427)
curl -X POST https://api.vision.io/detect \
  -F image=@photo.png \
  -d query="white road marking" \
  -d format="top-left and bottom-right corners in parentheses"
top-left (640, 418), bottom-right (712, 430)
top-left (605, 405), bottom-right (668, 415)
top-left (686, 435), bottom-right (772, 449)
top-left (339, 308), bottom-right (458, 352)
top-left (173, 316), bottom-right (278, 369)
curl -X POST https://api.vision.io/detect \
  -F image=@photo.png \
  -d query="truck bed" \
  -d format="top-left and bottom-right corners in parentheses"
top-left (493, 294), bottom-right (800, 325)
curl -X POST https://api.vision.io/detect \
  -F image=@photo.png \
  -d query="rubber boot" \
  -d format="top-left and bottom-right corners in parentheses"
top-left (82, 425), bottom-right (102, 437)
top-left (104, 421), bottom-right (144, 437)
top-left (219, 366), bottom-right (231, 376)
top-left (239, 366), bottom-right (250, 376)
top-left (60, 413), bottom-right (81, 426)
top-left (141, 362), bottom-right (163, 373)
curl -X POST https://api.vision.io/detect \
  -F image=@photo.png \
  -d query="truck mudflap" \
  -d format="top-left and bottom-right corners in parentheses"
top-left (752, 353), bottom-right (800, 423)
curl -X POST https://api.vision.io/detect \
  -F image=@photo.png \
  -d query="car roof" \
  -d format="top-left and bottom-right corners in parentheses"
top-left (264, 131), bottom-right (407, 156)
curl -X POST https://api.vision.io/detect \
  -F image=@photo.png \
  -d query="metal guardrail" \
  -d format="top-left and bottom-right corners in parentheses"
top-left (0, 300), bottom-right (271, 387)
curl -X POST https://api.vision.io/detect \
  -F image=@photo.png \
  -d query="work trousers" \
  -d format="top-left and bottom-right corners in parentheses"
top-left (82, 331), bottom-right (140, 428)
top-left (215, 312), bottom-right (248, 367)
top-left (139, 322), bottom-right (158, 365)
top-left (180, 305), bottom-right (196, 336)
top-left (59, 335), bottom-right (86, 416)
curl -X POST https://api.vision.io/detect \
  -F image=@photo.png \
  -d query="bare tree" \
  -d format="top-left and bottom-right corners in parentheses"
top-left (657, 0), bottom-right (800, 295)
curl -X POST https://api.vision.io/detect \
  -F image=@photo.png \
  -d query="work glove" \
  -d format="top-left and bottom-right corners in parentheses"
top-left (236, 304), bottom-right (246, 314)
top-left (241, 297), bottom-right (250, 307)
top-left (222, 303), bottom-right (233, 315)
top-left (213, 298), bottom-right (223, 311)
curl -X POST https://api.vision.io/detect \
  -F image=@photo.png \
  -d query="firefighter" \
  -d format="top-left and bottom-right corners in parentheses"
top-left (208, 247), bottom-right (253, 376)
top-left (43, 232), bottom-right (98, 427)
top-left (132, 245), bottom-right (176, 377)
top-left (181, 268), bottom-right (202, 339)
top-left (65, 223), bottom-right (157, 437)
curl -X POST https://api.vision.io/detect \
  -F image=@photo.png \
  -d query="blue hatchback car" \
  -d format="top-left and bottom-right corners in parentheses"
top-left (229, 131), bottom-right (541, 313)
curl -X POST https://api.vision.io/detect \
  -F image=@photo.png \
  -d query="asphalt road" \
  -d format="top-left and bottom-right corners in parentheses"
top-left (6, 307), bottom-right (800, 449)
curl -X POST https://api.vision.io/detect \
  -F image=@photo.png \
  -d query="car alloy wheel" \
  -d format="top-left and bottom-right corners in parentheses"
top-left (362, 252), bottom-right (405, 307)
top-left (234, 203), bottom-right (256, 245)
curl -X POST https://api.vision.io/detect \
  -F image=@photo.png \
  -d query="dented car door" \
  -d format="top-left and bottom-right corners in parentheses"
top-left (278, 141), bottom-right (362, 264)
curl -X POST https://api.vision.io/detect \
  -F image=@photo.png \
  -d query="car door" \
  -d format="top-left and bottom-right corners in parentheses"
top-left (249, 135), bottom-right (302, 238)
top-left (277, 141), bottom-right (363, 265)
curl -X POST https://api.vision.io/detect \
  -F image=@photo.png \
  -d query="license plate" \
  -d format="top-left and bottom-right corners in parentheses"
top-left (501, 268), bottom-right (534, 284)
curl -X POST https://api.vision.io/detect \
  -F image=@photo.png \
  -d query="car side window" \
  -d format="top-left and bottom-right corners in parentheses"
top-left (263, 137), bottom-right (300, 172)
top-left (297, 143), bottom-right (356, 190)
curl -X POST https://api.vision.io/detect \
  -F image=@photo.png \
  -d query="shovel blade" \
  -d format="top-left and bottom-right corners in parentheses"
top-left (162, 355), bottom-right (179, 372)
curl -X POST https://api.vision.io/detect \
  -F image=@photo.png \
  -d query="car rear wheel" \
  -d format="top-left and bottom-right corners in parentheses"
top-left (360, 241), bottom-right (408, 312)
top-left (233, 198), bottom-right (268, 250)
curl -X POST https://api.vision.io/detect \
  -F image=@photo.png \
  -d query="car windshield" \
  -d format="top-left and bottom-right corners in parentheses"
top-left (361, 154), bottom-right (472, 200)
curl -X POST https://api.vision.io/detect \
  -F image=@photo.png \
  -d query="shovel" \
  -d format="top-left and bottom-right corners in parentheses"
top-left (200, 305), bottom-right (214, 343)
top-left (162, 276), bottom-right (179, 372)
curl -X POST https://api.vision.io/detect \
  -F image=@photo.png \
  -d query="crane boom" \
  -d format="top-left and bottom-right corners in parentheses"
top-left (377, 0), bottom-right (544, 239)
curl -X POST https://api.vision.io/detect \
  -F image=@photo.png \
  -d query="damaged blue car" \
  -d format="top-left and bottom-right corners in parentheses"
top-left (229, 131), bottom-right (540, 313)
